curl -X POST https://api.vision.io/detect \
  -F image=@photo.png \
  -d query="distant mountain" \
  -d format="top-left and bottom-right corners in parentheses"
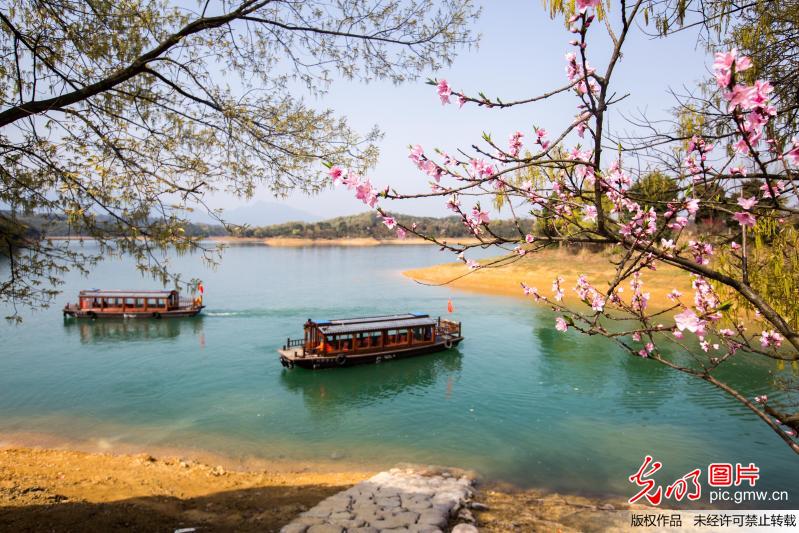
top-left (193, 201), bottom-right (320, 226)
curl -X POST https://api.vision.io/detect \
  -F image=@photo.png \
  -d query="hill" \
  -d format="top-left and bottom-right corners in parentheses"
top-left (231, 212), bottom-right (534, 240)
top-left (5, 211), bottom-right (533, 241)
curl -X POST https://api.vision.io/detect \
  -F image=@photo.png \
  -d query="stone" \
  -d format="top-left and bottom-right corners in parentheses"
top-left (599, 503), bottom-right (615, 511)
top-left (405, 501), bottom-right (432, 512)
top-left (451, 525), bottom-right (479, 533)
top-left (329, 518), bottom-right (366, 529)
top-left (431, 491), bottom-right (461, 509)
top-left (371, 512), bottom-right (417, 529)
top-left (352, 501), bottom-right (380, 512)
top-left (301, 508), bottom-right (332, 519)
top-left (469, 502), bottom-right (489, 511)
top-left (456, 508), bottom-right (475, 524)
top-left (279, 524), bottom-right (308, 533)
top-left (376, 496), bottom-right (401, 508)
top-left (306, 525), bottom-right (343, 533)
top-left (293, 517), bottom-right (325, 526)
top-left (281, 466), bottom-right (475, 533)
top-left (417, 509), bottom-right (448, 528)
top-left (394, 511), bottom-right (420, 523)
top-left (408, 527), bottom-right (442, 533)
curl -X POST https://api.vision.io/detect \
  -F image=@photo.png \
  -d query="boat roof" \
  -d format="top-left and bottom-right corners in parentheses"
top-left (316, 315), bottom-right (437, 335)
top-left (79, 290), bottom-right (177, 298)
top-left (315, 313), bottom-right (428, 326)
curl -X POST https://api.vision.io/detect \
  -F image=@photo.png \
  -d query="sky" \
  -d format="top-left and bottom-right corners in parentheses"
top-left (212, 0), bottom-right (714, 220)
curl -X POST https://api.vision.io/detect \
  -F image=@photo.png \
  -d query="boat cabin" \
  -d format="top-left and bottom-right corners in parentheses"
top-left (76, 290), bottom-right (181, 313)
top-left (303, 314), bottom-right (445, 355)
top-left (279, 313), bottom-right (463, 369)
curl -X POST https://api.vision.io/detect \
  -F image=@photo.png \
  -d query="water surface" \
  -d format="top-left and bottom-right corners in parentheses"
top-left (1, 243), bottom-right (796, 505)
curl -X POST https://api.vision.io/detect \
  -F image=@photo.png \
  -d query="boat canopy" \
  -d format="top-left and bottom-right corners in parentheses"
top-left (78, 290), bottom-right (177, 299)
top-left (316, 316), bottom-right (437, 335)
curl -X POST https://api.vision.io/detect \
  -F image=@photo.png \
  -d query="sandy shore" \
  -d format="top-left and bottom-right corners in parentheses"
top-left (403, 248), bottom-right (694, 311)
top-left (0, 443), bottom-right (644, 532)
top-left (0, 443), bottom-right (372, 532)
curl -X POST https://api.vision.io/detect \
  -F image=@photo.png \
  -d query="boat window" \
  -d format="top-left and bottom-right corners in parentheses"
top-left (386, 328), bottom-right (409, 345)
top-left (355, 331), bottom-right (381, 349)
top-left (334, 334), bottom-right (354, 351)
top-left (412, 326), bottom-right (430, 342)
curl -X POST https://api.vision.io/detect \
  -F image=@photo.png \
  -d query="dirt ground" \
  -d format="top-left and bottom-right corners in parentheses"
top-left (404, 247), bottom-right (693, 312)
top-left (0, 445), bottom-right (654, 532)
top-left (473, 483), bottom-right (644, 533)
top-left (0, 446), bottom-right (369, 532)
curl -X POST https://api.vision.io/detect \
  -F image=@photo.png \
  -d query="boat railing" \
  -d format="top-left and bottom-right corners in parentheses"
top-left (180, 297), bottom-right (203, 309)
top-left (438, 319), bottom-right (462, 337)
top-left (283, 337), bottom-right (307, 356)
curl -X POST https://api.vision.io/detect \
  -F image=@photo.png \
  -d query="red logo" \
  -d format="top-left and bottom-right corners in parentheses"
top-left (628, 457), bottom-right (760, 504)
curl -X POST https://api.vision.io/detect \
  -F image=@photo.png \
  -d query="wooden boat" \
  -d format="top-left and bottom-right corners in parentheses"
top-left (278, 313), bottom-right (463, 369)
top-left (63, 289), bottom-right (204, 319)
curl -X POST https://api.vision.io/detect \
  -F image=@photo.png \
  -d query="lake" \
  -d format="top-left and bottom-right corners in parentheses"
top-left (1, 243), bottom-right (796, 505)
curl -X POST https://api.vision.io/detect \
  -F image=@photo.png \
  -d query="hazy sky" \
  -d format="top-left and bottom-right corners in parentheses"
top-left (216, 0), bottom-right (712, 220)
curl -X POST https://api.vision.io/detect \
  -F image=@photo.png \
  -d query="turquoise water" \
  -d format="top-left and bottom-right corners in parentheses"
top-left (1, 243), bottom-right (797, 505)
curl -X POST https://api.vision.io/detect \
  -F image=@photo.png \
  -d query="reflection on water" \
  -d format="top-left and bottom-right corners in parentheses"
top-left (280, 349), bottom-right (463, 414)
top-left (63, 316), bottom-right (205, 344)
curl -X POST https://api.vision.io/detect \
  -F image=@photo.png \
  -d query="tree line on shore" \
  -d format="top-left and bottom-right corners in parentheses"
top-left (3, 211), bottom-right (537, 241)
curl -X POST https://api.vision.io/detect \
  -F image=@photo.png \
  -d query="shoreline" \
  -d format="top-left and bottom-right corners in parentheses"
top-left (0, 436), bottom-right (643, 532)
top-left (0, 430), bottom-right (379, 478)
top-left (403, 248), bottom-right (694, 311)
top-left (45, 236), bottom-right (483, 247)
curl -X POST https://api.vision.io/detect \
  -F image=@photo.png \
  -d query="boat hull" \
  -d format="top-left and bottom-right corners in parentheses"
top-left (63, 306), bottom-right (204, 319)
top-left (278, 337), bottom-right (463, 369)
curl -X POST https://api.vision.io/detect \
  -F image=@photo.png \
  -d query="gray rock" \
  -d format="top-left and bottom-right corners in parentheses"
top-left (457, 508), bottom-right (475, 524)
top-left (301, 508), bottom-right (332, 519)
top-left (431, 491), bottom-right (461, 509)
top-left (408, 526), bottom-right (442, 533)
top-left (280, 525), bottom-right (308, 533)
top-left (371, 512), bottom-right (418, 529)
top-left (352, 502), bottom-right (380, 513)
top-left (306, 525), bottom-right (344, 533)
top-left (281, 465), bottom-right (475, 533)
top-left (376, 496), bottom-right (401, 508)
top-left (405, 501), bottom-right (433, 512)
top-left (417, 509), bottom-right (448, 528)
top-left (330, 518), bottom-right (366, 529)
top-left (451, 525), bottom-right (479, 533)
top-left (293, 517), bottom-right (326, 526)
top-left (469, 502), bottom-right (489, 512)
top-left (394, 510), bottom-right (420, 523)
